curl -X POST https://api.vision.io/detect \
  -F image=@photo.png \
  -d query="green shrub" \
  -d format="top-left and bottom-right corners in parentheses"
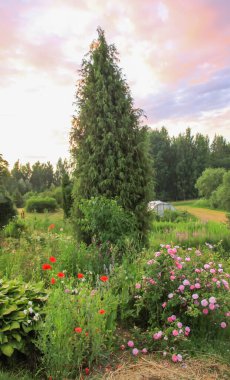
top-left (25, 196), bottom-right (57, 213)
top-left (3, 218), bottom-right (27, 239)
top-left (0, 188), bottom-right (17, 229)
top-left (132, 244), bottom-right (230, 336)
top-left (0, 278), bottom-right (47, 358)
top-left (74, 196), bottom-right (138, 250)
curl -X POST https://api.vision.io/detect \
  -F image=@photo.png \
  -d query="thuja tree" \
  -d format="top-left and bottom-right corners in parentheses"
top-left (70, 28), bottom-right (153, 242)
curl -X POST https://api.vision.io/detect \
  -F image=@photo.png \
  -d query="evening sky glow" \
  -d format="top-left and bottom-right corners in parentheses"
top-left (0, 0), bottom-right (230, 167)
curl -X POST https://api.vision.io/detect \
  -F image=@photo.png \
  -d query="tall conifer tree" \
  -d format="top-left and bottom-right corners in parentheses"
top-left (70, 28), bottom-right (153, 240)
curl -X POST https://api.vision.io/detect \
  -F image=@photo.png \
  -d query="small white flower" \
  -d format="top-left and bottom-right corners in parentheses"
top-left (28, 307), bottom-right (34, 314)
top-left (23, 310), bottom-right (28, 315)
top-left (28, 301), bottom-right (33, 306)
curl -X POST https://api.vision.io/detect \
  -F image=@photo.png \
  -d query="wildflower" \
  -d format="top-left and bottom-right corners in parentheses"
top-left (168, 316), bottom-right (173, 323)
top-left (203, 308), bottom-right (208, 315)
top-left (50, 277), bottom-right (56, 284)
top-left (28, 301), bottom-right (32, 306)
top-left (49, 256), bottom-right (56, 263)
top-left (172, 354), bottom-right (178, 362)
top-left (57, 272), bottom-right (65, 278)
top-left (100, 275), bottom-right (109, 282)
top-left (28, 307), bottom-right (33, 314)
top-left (135, 283), bottom-right (141, 289)
top-left (77, 273), bottom-right (84, 279)
top-left (210, 268), bottom-right (216, 274)
top-left (185, 326), bottom-right (190, 333)
top-left (192, 294), bottom-right (199, 300)
top-left (74, 327), bottom-right (82, 333)
top-left (178, 285), bottom-right (185, 292)
top-left (153, 331), bottom-right (163, 340)
top-left (190, 285), bottom-right (195, 290)
top-left (209, 303), bottom-right (215, 310)
top-left (147, 259), bottom-right (154, 265)
top-left (85, 368), bottom-right (90, 375)
top-left (42, 264), bottom-right (52, 270)
top-left (142, 348), bottom-right (148, 354)
top-left (177, 322), bottom-right (183, 328)
top-left (183, 279), bottom-right (190, 286)
top-left (175, 261), bottom-right (182, 270)
top-left (171, 315), bottom-right (176, 321)
top-left (162, 302), bottom-right (167, 308)
top-left (99, 309), bottom-right (106, 314)
top-left (204, 264), bottom-right (210, 270)
top-left (177, 354), bottom-right (183, 362)
top-left (120, 345), bottom-right (125, 350)
top-left (209, 296), bottom-right (216, 304)
top-left (132, 348), bottom-right (139, 356)
top-left (48, 223), bottom-right (55, 230)
top-left (185, 257), bottom-right (191, 261)
top-left (201, 299), bottom-right (208, 307)
top-left (225, 311), bottom-right (230, 317)
top-left (170, 275), bottom-right (176, 281)
top-left (172, 330), bottom-right (179, 337)
top-left (166, 244), bottom-right (171, 249)
top-left (220, 322), bottom-right (227, 328)
top-left (195, 283), bottom-right (201, 289)
top-left (127, 340), bottom-right (134, 347)
top-left (168, 293), bottom-right (174, 299)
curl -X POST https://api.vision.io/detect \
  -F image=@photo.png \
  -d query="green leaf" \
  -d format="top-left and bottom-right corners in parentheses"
top-left (1, 344), bottom-right (14, 357)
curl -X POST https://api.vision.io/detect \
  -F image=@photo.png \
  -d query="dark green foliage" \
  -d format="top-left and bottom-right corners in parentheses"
top-left (75, 196), bottom-right (138, 248)
top-left (0, 187), bottom-right (17, 229)
top-left (148, 128), bottom-right (211, 201)
top-left (210, 135), bottom-right (230, 169)
top-left (70, 28), bottom-right (153, 241)
top-left (62, 173), bottom-right (73, 218)
top-left (148, 127), bottom-right (173, 200)
top-left (25, 196), bottom-right (57, 213)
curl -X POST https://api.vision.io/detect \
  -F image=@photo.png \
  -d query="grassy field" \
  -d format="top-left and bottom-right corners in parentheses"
top-left (172, 200), bottom-right (227, 223)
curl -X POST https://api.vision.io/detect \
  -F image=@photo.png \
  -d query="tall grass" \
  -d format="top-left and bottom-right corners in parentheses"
top-left (149, 219), bottom-right (230, 252)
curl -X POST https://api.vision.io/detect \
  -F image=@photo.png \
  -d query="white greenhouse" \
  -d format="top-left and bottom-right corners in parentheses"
top-left (148, 200), bottom-right (175, 216)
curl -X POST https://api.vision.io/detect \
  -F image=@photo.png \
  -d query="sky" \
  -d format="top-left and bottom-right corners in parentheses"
top-left (0, 0), bottom-right (230, 168)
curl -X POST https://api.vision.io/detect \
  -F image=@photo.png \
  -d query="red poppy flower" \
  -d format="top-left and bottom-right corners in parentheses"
top-left (48, 223), bottom-right (55, 230)
top-left (74, 327), bottom-right (82, 333)
top-left (49, 256), bottom-right (56, 263)
top-left (99, 309), bottom-right (106, 314)
top-left (50, 278), bottom-right (56, 284)
top-left (42, 264), bottom-right (52, 270)
top-left (77, 273), bottom-right (84, 279)
top-left (85, 368), bottom-right (90, 375)
top-left (57, 272), bottom-right (65, 278)
top-left (100, 276), bottom-right (109, 282)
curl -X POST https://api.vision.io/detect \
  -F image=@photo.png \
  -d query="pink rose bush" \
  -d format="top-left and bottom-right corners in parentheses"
top-left (130, 244), bottom-right (230, 361)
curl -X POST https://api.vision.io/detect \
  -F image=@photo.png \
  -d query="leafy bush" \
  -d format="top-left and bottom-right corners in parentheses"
top-left (0, 278), bottom-right (47, 357)
top-left (3, 218), bottom-right (27, 238)
top-left (115, 244), bottom-right (230, 362)
top-left (75, 196), bottom-right (138, 250)
top-left (0, 188), bottom-right (17, 229)
top-left (37, 278), bottom-right (118, 378)
top-left (195, 168), bottom-right (226, 199)
top-left (151, 209), bottom-right (195, 223)
top-left (131, 245), bottom-right (230, 346)
top-left (25, 196), bottom-right (57, 213)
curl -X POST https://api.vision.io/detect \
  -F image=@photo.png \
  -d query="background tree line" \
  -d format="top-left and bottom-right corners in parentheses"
top-left (0, 155), bottom-right (73, 221)
top-left (148, 127), bottom-right (230, 201)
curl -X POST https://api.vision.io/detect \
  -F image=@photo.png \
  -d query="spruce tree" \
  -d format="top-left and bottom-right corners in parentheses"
top-left (70, 28), bottom-right (153, 241)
